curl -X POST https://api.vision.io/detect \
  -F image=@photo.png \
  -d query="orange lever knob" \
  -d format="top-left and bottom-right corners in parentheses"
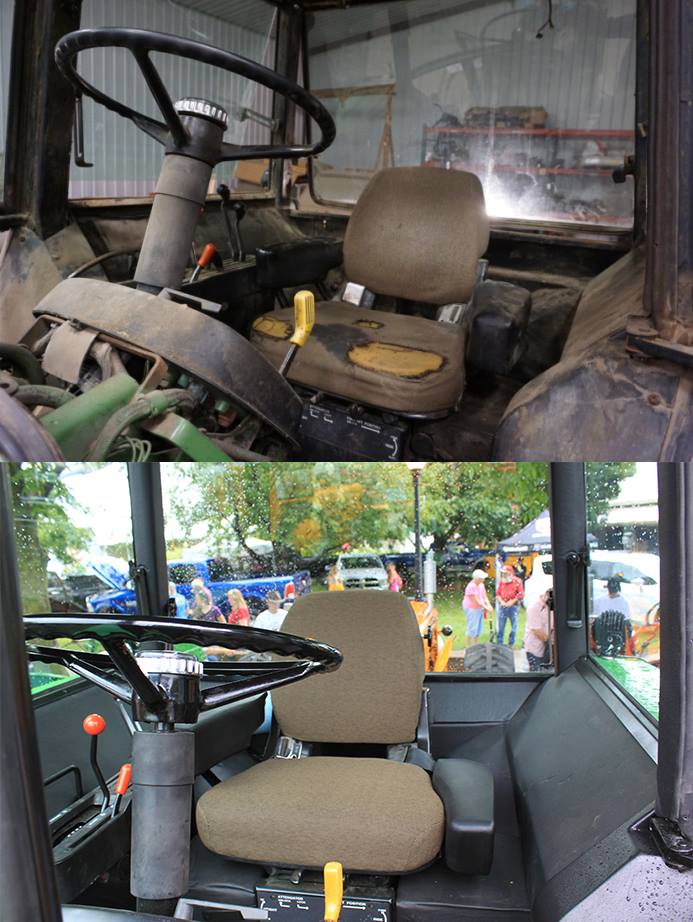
top-left (82, 713), bottom-right (106, 736)
top-left (115, 763), bottom-right (132, 796)
top-left (197, 242), bottom-right (217, 268)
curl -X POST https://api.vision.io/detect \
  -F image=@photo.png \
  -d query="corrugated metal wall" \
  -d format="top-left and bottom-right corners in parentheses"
top-left (308, 0), bottom-right (636, 172)
top-left (69, 0), bottom-right (275, 198)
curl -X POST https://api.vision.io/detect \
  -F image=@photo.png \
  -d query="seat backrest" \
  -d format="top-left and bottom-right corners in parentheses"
top-left (343, 166), bottom-right (489, 306)
top-left (272, 589), bottom-right (424, 744)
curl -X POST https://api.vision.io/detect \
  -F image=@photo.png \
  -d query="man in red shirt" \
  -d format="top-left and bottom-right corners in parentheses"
top-left (496, 565), bottom-right (525, 647)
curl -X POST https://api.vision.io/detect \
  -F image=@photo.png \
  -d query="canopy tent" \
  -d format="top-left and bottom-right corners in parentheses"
top-left (498, 509), bottom-right (552, 553)
top-left (499, 509), bottom-right (597, 553)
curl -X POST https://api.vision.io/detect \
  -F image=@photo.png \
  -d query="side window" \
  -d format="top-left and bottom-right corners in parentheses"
top-left (586, 462), bottom-right (660, 720)
top-left (11, 463), bottom-right (133, 695)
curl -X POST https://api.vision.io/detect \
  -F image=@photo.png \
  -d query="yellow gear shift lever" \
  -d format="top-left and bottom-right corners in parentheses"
top-left (323, 861), bottom-right (343, 922)
top-left (279, 289), bottom-right (315, 376)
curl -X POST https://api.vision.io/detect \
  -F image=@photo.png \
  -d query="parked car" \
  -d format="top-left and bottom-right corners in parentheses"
top-left (47, 567), bottom-right (119, 613)
top-left (525, 551), bottom-right (660, 624)
top-left (335, 553), bottom-right (388, 590)
top-left (87, 555), bottom-right (311, 617)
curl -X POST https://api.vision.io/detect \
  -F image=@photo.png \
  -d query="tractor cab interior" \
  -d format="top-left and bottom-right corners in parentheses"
top-left (3, 461), bottom-right (693, 922)
top-left (0, 0), bottom-right (691, 463)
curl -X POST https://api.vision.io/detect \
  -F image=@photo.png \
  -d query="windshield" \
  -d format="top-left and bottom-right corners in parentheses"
top-left (341, 556), bottom-right (383, 569)
top-left (307, 0), bottom-right (636, 227)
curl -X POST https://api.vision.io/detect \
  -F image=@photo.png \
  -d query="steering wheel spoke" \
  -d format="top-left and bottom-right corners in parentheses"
top-left (132, 48), bottom-right (188, 148)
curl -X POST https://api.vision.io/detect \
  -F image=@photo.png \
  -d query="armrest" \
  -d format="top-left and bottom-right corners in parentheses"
top-left (466, 280), bottom-right (531, 375)
top-left (432, 758), bottom-right (495, 875)
top-left (255, 237), bottom-right (343, 290)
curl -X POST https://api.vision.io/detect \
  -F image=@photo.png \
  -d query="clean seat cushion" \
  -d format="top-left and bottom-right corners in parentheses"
top-left (251, 302), bottom-right (466, 415)
top-left (196, 756), bottom-right (444, 873)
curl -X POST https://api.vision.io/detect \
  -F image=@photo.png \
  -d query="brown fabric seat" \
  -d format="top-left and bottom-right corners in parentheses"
top-left (195, 591), bottom-right (445, 873)
top-left (251, 166), bottom-right (489, 415)
top-left (196, 756), bottom-right (444, 873)
top-left (251, 301), bottom-right (466, 415)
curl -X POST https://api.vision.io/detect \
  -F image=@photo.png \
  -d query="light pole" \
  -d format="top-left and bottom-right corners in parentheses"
top-left (406, 462), bottom-right (427, 601)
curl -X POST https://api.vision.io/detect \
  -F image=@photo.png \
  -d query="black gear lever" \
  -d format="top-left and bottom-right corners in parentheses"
top-left (82, 713), bottom-right (110, 812)
top-left (218, 183), bottom-right (246, 262)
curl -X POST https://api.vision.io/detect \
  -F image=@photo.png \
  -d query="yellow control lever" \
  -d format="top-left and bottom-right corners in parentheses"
top-left (323, 861), bottom-right (343, 922)
top-left (290, 289), bottom-right (316, 347)
top-left (279, 290), bottom-right (315, 376)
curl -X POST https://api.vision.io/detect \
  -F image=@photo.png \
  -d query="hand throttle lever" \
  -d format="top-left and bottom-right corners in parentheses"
top-left (82, 713), bottom-right (110, 812)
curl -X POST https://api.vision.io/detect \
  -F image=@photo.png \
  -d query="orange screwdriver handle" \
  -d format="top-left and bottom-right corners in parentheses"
top-left (115, 763), bottom-right (132, 797)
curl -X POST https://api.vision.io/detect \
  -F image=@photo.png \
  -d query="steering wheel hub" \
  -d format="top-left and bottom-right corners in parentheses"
top-left (174, 97), bottom-right (228, 129)
top-left (136, 648), bottom-right (204, 676)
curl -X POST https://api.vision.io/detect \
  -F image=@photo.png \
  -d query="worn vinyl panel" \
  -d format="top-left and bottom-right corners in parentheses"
top-left (32, 277), bottom-right (303, 444)
top-left (251, 301), bottom-right (466, 415)
top-left (494, 247), bottom-right (693, 460)
top-left (0, 229), bottom-right (62, 342)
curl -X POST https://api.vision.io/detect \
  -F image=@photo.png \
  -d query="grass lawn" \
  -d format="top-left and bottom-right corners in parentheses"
top-left (313, 580), bottom-right (527, 652)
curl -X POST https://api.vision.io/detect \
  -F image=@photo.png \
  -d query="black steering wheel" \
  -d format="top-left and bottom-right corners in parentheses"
top-left (25, 615), bottom-right (342, 724)
top-left (54, 28), bottom-right (336, 163)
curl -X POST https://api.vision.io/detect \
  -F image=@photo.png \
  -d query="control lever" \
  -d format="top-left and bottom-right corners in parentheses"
top-left (82, 713), bottom-right (110, 812)
top-left (323, 861), bottom-right (343, 922)
top-left (279, 290), bottom-right (315, 377)
top-left (217, 184), bottom-right (246, 261)
top-left (111, 763), bottom-right (132, 818)
top-left (190, 243), bottom-right (218, 282)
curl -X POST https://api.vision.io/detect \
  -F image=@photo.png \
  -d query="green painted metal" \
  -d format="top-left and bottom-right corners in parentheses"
top-left (29, 671), bottom-right (77, 695)
top-left (42, 374), bottom-right (139, 459)
top-left (142, 412), bottom-right (230, 460)
top-left (593, 655), bottom-right (660, 720)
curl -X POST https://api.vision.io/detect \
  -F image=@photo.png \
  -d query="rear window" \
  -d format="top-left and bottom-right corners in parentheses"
top-left (307, 0), bottom-right (636, 228)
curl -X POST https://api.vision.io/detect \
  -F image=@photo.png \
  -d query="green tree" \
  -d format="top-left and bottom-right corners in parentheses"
top-left (10, 464), bottom-right (90, 612)
top-left (585, 462), bottom-right (636, 530)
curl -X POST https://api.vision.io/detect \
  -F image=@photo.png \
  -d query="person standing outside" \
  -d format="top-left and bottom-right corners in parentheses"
top-left (386, 563), bottom-right (404, 592)
top-left (463, 569), bottom-right (494, 646)
top-left (190, 581), bottom-right (225, 624)
top-left (253, 590), bottom-right (287, 631)
top-left (524, 589), bottom-right (552, 671)
top-left (168, 581), bottom-right (187, 619)
top-left (224, 588), bottom-right (250, 625)
top-left (188, 576), bottom-right (213, 619)
top-left (496, 565), bottom-right (525, 647)
top-left (327, 565), bottom-right (345, 591)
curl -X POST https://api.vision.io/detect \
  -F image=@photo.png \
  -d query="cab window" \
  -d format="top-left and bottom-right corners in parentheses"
top-left (306, 0), bottom-right (636, 227)
top-left (586, 461), bottom-right (660, 720)
top-left (11, 462), bottom-right (133, 695)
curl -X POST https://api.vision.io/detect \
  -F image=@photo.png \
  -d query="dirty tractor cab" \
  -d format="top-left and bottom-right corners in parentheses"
top-left (0, 0), bottom-right (691, 462)
top-left (3, 461), bottom-right (693, 922)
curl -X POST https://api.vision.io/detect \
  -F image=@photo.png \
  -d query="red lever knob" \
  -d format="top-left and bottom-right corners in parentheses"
top-left (82, 713), bottom-right (106, 736)
top-left (197, 242), bottom-right (217, 269)
top-left (115, 763), bottom-right (132, 796)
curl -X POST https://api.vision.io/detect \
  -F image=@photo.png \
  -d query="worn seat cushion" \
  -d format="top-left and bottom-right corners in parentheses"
top-left (251, 302), bottom-right (466, 415)
top-left (196, 756), bottom-right (445, 873)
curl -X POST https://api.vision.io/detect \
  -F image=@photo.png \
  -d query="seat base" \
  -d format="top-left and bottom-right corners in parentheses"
top-left (251, 302), bottom-right (466, 416)
top-left (196, 756), bottom-right (444, 874)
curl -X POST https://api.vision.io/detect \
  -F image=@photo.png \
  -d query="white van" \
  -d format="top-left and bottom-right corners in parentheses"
top-left (524, 551), bottom-right (660, 624)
